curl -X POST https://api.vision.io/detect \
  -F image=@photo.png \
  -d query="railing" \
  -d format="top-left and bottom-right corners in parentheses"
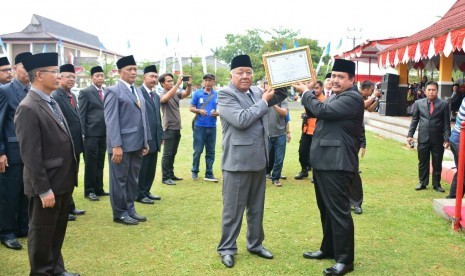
top-left (454, 121), bottom-right (465, 230)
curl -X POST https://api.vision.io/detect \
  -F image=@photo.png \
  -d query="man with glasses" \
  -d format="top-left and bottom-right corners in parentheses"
top-left (0, 57), bottom-right (13, 85)
top-left (15, 52), bottom-right (79, 276)
top-left (0, 52), bottom-right (32, 250)
top-left (52, 64), bottom-right (85, 221)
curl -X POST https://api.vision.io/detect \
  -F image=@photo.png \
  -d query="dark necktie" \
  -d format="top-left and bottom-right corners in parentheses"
top-left (149, 91), bottom-right (154, 102)
top-left (68, 93), bottom-right (75, 108)
top-left (130, 85), bottom-right (135, 96)
top-left (429, 101), bottom-right (434, 115)
top-left (246, 92), bottom-right (256, 104)
top-left (49, 96), bottom-right (64, 124)
top-left (325, 91), bottom-right (329, 98)
top-left (98, 89), bottom-right (103, 101)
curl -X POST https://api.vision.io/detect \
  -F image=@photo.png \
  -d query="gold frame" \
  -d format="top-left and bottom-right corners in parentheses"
top-left (262, 46), bottom-right (316, 89)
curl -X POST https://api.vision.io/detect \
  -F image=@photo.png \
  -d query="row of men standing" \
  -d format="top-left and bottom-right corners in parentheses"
top-left (0, 52), bottom-right (168, 275)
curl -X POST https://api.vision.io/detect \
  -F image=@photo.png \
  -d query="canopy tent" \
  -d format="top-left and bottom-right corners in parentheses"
top-left (378, 0), bottom-right (465, 70)
top-left (335, 38), bottom-right (404, 82)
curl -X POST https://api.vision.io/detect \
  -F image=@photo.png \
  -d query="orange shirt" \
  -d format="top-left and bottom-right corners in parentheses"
top-left (303, 92), bottom-right (326, 135)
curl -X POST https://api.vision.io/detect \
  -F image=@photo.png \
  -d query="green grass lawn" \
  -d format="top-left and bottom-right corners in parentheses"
top-left (1, 108), bottom-right (464, 275)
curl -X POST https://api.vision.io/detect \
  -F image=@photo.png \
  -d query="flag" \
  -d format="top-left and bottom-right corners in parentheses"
top-left (177, 35), bottom-right (183, 76)
top-left (294, 41), bottom-right (299, 48)
top-left (58, 35), bottom-right (64, 65)
top-left (281, 43), bottom-right (286, 51)
top-left (201, 35), bottom-right (207, 75)
top-left (324, 42), bottom-right (331, 56)
top-left (98, 42), bottom-right (104, 66)
top-left (0, 37), bottom-right (7, 56)
top-left (336, 38), bottom-right (343, 50)
top-left (42, 44), bottom-right (47, 53)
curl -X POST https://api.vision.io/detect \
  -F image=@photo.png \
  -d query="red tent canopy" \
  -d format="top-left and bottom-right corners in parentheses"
top-left (378, 0), bottom-right (465, 68)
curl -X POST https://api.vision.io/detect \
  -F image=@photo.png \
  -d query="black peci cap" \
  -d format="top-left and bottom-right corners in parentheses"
top-left (22, 53), bottom-right (58, 72)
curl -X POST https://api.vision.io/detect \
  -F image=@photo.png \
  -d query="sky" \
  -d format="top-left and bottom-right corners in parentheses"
top-left (0, 0), bottom-right (457, 62)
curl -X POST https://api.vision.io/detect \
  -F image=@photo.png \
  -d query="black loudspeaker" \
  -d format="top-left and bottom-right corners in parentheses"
top-left (379, 73), bottom-right (401, 116)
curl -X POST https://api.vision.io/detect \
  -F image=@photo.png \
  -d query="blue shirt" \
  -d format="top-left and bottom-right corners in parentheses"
top-left (191, 88), bottom-right (218, 128)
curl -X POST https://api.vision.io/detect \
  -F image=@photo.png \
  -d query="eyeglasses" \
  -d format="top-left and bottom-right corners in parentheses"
top-left (39, 69), bottom-right (60, 76)
top-left (0, 68), bottom-right (13, 72)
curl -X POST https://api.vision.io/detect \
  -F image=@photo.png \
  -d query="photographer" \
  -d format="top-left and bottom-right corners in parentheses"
top-left (294, 80), bottom-right (325, 180)
top-left (160, 73), bottom-right (192, 185)
top-left (360, 80), bottom-right (380, 112)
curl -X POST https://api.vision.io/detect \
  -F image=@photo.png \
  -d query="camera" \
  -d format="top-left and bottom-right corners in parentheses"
top-left (182, 75), bottom-right (190, 81)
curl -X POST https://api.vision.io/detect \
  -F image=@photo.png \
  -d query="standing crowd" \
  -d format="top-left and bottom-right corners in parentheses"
top-left (0, 49), bottom-right (461, 276)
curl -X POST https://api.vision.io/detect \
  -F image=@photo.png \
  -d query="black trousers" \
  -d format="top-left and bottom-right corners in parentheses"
top-left (350, 172), bottom-right (363, 208)
top-left (162, 129), bottom-right (181, 180)
top-left (298, 133), bottom-right (313, 172)
top-left (83, 136), bottom-right (106, 196)
top-left (448, 142), bottom-right (465, 198)
top-left (417, 142), bottom-right (444, 187)
top-left (138, 151), bottom-right (158, 199)
top-left (313, 170), bottom-right (354, 264)
top-left (28, 192), bottom-right (71, 275)
top-left (0, 163), bottom-right (28, 239)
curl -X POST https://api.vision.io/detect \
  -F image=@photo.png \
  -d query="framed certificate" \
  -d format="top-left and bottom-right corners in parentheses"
top-left (262, 46), bottom-right (316, 89)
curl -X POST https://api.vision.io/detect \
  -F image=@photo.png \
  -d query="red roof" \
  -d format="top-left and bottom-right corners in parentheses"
top-left (378, 0), bottom-right (465, 67)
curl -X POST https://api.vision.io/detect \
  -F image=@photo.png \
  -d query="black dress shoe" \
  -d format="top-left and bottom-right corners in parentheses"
top-left (303, 250), bottom-right (332, 260)
top-left (433, 186), bottom-right (445, 193)
top-left (136, 197), bottom-right (154, 204)
top-left (415, 183), bottom-right (427, 190)
top-left (172, 176), bottom-right (183, 181)
top-left (130, 213), bottom-right (147, 222)
top-left (353, 206), bottom-right (363, 215)
top-left (70, 209), bottom-right (85, 215)
top-left (85, 193), bottom-right (100, 201)
top-left (96, 191), bottom-right (110, 196)
top-left (114, 216), bottom-right (139, 225)
top-left (294, 172), bottom-right (308, 180)
top-left (68, 214), bottom-right (76, 221)
top-left (162, 179), bottom-right (176, 185)
top-left (55, 272), bottom-right (80, 276)
top-left (248, 247), bottom-right (273, 259)
top-left (221, 255), bottom-right (234, 268)
top-left (146, 193), bottom-right (161, 200)
top-left (323, 263), bottom-right (354, 275)
top-left (1, 238), bottom-right (22, 250)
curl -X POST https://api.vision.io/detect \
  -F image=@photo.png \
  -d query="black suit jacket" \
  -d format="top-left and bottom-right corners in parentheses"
top-left (78, 85), bottom-right (106, 137)
top-left (52, 88), bottom-right (84, 154)
top-left (15, 89), bottom-right (77, 196)
top-left (0, 79), bottom-right (28, 164)
top-left (301, 89), bottom-right (364, 173)
top-left (139, 86), bottom-right (162, 153)
top-left (408, 98), bottom-right (450, 144)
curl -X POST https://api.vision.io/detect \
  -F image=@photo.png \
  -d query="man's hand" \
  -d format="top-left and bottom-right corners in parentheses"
top-left (142, 147), bottom-right (149, 156)
top-left (198, 109), bottom-right (207, 116)
top-left (292, 81), bottom-right (309, 94)
top-left (211, 110), bottom-right (219, 117)
top-left (444, 142), bottom-right (450, 149)
top-left (407, 137), bottom-right (414, 147)
top-left (360, 148), bottom-right (366, 158)
top-left (373, 89), bottom-right (382, 98)
top-left (262, 87), bottom-right (275, 102)
top-left (41, 192), bottom-right (55, 209)
top-left (0, 155), bottom-right (8, 173)
top-left (111, 146), bottom-right (123, 164)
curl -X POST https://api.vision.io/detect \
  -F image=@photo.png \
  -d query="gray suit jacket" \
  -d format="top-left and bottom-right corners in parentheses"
top-left (218, 84), bottom-right (269, 172)
top-left (104, 81), bottom-right (150, 152)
